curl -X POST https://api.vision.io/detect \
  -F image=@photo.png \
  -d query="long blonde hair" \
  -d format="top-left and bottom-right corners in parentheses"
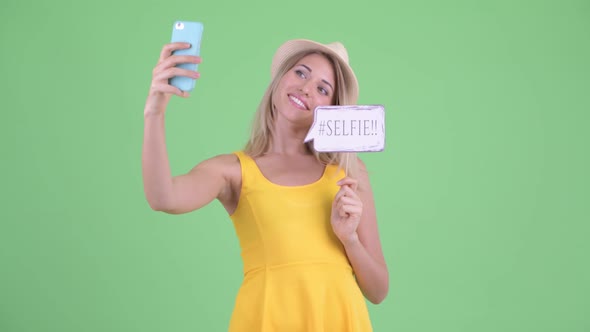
top-left (244, 50), bottom-right (359, 177)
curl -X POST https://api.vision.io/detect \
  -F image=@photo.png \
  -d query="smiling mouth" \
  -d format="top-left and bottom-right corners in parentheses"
top-left (288, 94), bottom-right (309, 110)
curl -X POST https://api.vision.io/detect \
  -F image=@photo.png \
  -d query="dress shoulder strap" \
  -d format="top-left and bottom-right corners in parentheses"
top-left (232, 150), bottom-right (258, 191)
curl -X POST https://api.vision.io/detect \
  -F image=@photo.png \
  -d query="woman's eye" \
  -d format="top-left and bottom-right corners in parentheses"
top-left (318, 87), bottom-right (328, 95)
top-left (295, 69), bottom-right (306, 78)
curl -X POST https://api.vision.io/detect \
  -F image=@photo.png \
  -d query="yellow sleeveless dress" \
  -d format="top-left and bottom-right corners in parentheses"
top-left (228, 151), bottom-right (373, 331)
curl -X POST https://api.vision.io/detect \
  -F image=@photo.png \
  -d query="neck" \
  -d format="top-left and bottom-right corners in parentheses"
top-left (268, 119), bottom-right (312, 156)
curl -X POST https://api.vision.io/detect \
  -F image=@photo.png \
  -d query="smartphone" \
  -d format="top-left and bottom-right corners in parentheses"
top-left (169, 21), bottom-right (204, 92)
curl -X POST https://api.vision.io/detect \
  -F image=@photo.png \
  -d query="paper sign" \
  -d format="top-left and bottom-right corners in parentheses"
top-left (304, 105), bottom-right (385, 152)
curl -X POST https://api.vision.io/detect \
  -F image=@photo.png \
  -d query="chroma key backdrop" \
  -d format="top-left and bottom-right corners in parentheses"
top-left (1, 0), bottom-right (589, 331)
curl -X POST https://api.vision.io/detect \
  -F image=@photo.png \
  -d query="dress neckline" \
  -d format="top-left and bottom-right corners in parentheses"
top-left (246, 153), bottom-right (329, 188)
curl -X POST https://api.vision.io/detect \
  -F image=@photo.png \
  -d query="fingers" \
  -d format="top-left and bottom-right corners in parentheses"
top-left (335, 196), bottom-right (363, 217)
top-left (151, 83), bottom-right (190, 98)
top-left (333, 177), bottom-right (361, 217)
top-left (338, 203), bottom-right (363, 218)
top-left (153, 67), bottom-right (200, 82)
top-left (156, 55), bottom-right (202, 71)
top-left (337, 177), bottom-right (359, 191)
top-left (333, 187), bottom-right (363, 219)
top-left (150, 45), bottom-right (202, 97)
top-left (153, 43), bottom-right (202, 87)
top-left (157, 43), bottom-right (201, 69)
top-left (333, 184), bottom-right (360, 204)
top-left (145, 43), bottom-right (196, 113)
top-left (159, 42), bottom-right (191, 62)
top-left (153, 56), bottom-right (201, 81)
top-left (336, 195), bottom-right (362, 211)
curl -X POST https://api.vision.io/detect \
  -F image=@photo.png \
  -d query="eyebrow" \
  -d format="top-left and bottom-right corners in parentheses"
top-left (298, 64), bottom-right (334, 92)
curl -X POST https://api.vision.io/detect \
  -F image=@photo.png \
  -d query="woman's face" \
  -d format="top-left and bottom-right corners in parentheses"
top-left (272, 53), bottom-right (336, 128)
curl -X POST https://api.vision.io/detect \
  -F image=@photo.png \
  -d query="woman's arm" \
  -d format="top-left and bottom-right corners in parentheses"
top-left (331, 159), bottom-right (389, 304)
top-left (142, 113), bottom-right (233, 214)
top-left (142, 42), bottom-right (234, 214)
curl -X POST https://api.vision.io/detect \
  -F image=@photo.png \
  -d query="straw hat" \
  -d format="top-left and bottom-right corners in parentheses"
top-left (270, 39), bottom-right (359, 103)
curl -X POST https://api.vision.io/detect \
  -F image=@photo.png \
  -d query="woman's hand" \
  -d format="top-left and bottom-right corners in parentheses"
top-left (144, 42), bottom-right (202, 116)
top-left (331, 177), bottom-right (363, 246)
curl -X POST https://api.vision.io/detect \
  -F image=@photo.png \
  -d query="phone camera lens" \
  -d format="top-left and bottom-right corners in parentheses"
top-left (175, 22), bottom-right (184, 30)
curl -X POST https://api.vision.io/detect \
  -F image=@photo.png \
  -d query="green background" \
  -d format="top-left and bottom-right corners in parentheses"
top-left (1, 0), bottom-right (589, 331)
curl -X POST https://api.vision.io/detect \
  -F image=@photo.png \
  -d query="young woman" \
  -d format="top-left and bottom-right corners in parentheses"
top-left (143, 39), bottom-right (389, 331)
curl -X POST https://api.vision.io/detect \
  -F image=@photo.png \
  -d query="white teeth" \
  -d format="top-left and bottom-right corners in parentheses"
top-left (289, 95), bottom-right (306, 109)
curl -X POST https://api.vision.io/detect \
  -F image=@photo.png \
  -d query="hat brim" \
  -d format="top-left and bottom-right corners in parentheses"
top-left (271, 39), bottom-right (359, 104)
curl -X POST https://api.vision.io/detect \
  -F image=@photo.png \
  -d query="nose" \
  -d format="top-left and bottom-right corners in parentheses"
top-left (299, 81), bottom-right (312, 96)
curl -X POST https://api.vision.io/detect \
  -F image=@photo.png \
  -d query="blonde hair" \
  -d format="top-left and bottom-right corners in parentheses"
top-left (244, 50), bottom-right (359, 177)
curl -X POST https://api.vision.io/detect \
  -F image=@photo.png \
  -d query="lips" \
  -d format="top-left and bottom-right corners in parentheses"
top-left (288, 94), bottom-right (309, 110)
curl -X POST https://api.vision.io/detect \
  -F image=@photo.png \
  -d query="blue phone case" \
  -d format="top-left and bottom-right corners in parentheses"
top-left (169, 21), bottom-right (204, 92)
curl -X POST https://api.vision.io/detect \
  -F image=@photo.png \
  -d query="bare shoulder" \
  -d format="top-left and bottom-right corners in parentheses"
top-left (356, 156), bottom-right (368, 172)
top-left (196, 153), bottom-right (240, 167)
top-left (190, 153), bottom-right (241, 181)
top-left (189, 153), bottom-right (242, 212)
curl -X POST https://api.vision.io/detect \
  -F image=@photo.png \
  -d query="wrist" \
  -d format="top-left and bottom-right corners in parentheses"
top-left (144, 109), bottom-right (165, 119)
top-left (341, 232), bottom-right (361, 249)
